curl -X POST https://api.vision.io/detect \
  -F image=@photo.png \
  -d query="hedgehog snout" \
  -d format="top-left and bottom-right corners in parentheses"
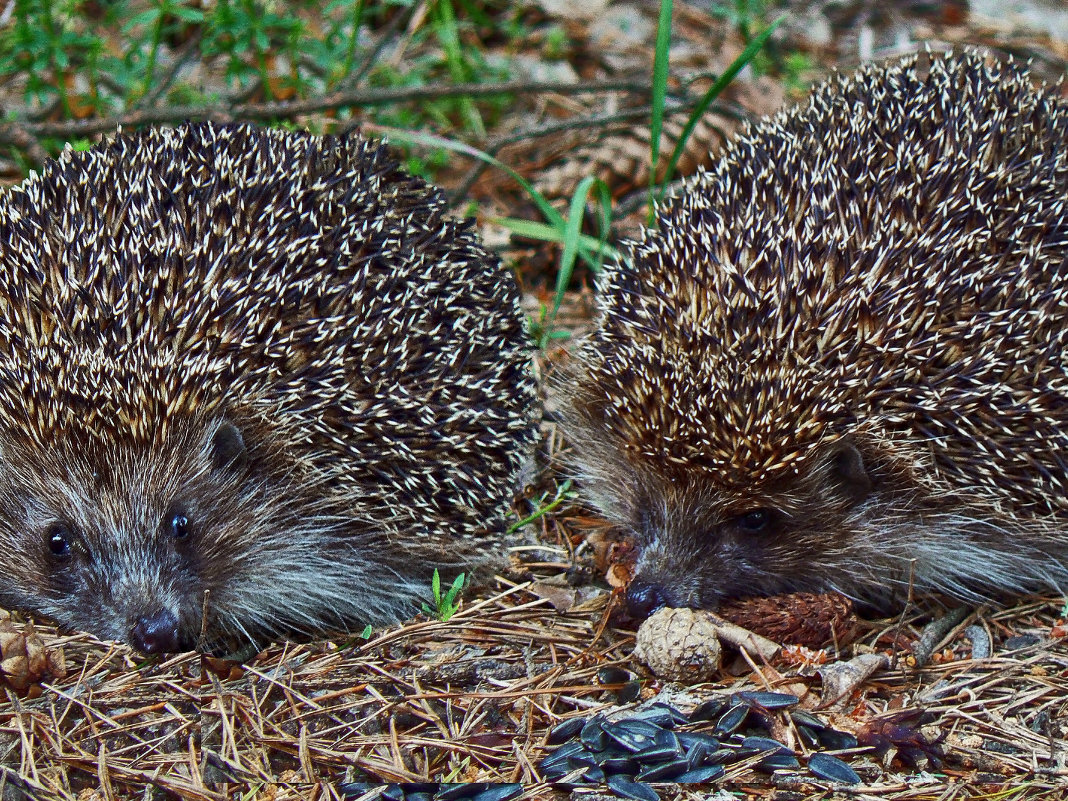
top-left (624, 579), bottom-right (668, 618)
top-left (130, 608), bottom-right (181, 654)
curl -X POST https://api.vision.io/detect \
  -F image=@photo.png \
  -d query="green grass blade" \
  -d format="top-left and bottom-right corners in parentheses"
top-left (657, 14), bottom-right (784, 201)
top-left (648, 0), bottom-right (675, 223)
top-left (555, 174), bottom-right (609, 317)
top-left (369, 125), bottom-right (565, 229)
top-left (493, 218), bottom-right (621, 261)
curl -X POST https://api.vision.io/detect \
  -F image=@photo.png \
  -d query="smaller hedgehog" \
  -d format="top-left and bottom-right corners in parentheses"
top-left (0, 122), bottom-right (538, 653)
top-left (562, 52), bottom-right (1068, 616)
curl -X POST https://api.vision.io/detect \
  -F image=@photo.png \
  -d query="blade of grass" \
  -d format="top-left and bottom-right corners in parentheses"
top-left (554, 174), bottom-right (611, 321)
top-left (507, 480), bottom-right (573, 534)
top-left (657, 15), bottom-right (784, 200)
top-left (369, 124), bottom-right (563, 226)
top-left (370, 124), bottom-right (616, 271)
top-left (493, 218), bottom-right (620, 262)
top-left (647, 0), bottom-right (674, 223)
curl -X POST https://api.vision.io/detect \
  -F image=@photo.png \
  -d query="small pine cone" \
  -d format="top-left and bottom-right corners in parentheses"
top-left (718, 593), bottom-right (858, 649)
top-left (0, 611), bottom-right (67, 695)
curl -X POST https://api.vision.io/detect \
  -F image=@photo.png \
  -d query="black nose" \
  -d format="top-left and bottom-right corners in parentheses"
top-left (130, 609), bottom-right (181, 653)
top-left (625, 580), bottom-right (667, 619)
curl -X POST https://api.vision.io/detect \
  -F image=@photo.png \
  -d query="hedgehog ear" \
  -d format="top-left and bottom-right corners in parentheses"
top-left (827, 440), bottom-right (872, 503)
top-left (210, 421), bottom-right (247, 472)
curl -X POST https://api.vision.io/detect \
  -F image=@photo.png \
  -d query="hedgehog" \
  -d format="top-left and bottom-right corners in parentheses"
top-left (0, 122), bottom-right (538, 653)
top-left (561, 51), bottom-right (1068, 617)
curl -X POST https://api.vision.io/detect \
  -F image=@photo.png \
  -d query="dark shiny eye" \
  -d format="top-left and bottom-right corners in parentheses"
top-left (47, 523), bottom-right (72, 558)
top-left (170, 513), bottom-right (190, 540)
top-left (737, 508), bottom-right (773, 532)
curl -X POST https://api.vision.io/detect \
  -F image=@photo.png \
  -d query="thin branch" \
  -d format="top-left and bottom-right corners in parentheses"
top-left (0, 78), bottom-right (652, 148)
top-left (447, 104), bottom-right (677, 207)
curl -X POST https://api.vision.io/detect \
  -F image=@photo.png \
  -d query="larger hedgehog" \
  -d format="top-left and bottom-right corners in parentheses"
top-left (562, 52), bottom-right (1068, 615)
top-left (0, 122), bottom-right (538, 652)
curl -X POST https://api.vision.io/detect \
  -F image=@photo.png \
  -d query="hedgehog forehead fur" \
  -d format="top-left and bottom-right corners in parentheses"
top-left (577, 52), bottom-right (1068, 513)
top-left (0, 121), bottom-right (538, 649)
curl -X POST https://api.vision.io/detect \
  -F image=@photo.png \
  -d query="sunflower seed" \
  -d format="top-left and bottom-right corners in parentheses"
top-left (689, 698), bottom-right (727, 722)
top-left (675, 765), bottom-right (726, 783)
top-left (756, 753), bottom-right (801, 772)
top-left (714, 703), bottom-right (749, 735)
top-left (547, 717), bottom-right (585, 744)
top-left (636, 756), bottom-right (690, 781)
top-left (809, 752), bottom-right (862, 784)
top-left (817, 729), bottom-right (859, 750)
top-left (738, 691), bottom-right (800, 709)
top-left (606, 775), bottom-right (660, 801)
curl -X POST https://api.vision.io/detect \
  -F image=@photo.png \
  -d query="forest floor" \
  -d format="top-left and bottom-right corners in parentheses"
top-left (1, 1), bottom-right (1068, 799)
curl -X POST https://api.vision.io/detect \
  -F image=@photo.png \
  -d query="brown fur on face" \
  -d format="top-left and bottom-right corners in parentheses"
top-left (568, 418), bottom-right (1068, 613)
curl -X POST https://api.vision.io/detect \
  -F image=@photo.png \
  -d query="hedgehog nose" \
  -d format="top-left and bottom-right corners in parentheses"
top-left (130, 609), bottom-right (181, 653)
top-left (626, 580), bottom-right (667, 619)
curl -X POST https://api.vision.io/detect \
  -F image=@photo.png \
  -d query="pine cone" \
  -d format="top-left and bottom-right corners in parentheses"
top-left (718, 592), bottom-right (858, 648)
top-left (0, 611), bottom-right (67, 695)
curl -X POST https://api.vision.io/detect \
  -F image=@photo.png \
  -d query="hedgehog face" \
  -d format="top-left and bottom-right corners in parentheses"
top-left (617, 441), bottom-right (880, 616)
top-left (0, 419), bottom-right (253, 653)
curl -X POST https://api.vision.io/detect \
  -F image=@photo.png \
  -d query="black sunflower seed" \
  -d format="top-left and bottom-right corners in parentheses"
top-left (675, 765), bottom-right (726, 783)
top-left (617, 680), bottom-right (642, 704)
top-left (809, 752), bottom-right (862, 785)
top-left (742, 736), bottom-right (789, 754)
top-left (580, 716), bottom-right (608, 750)
top-left (606, 774), bottom-right (660, 801)
top-left (756, 753), bottom-right (801, 772)
top-left (737, 691), bottom-right (800, 710)
top-left (567, 751), bottom-right (600, 769)
top-left (677, 732), bottom-right (720, 751)
top-left (789, 710), bottom-right (826, 730)
top-left (655, 727), bottom-right (681, 748)
top-left (816, 729), bottom-right (859, 750)
top-left (547, 717), bottom-right (585, 744)
top-left (636, 756), bottom-right (690, 781)
top-left (689, 697), bottom-right (727, 722)
top-left (436, 783), bottom-right (487, 800)
top-left (541, 740), bottom-right (583, 769)
top-left (705, 748), bottom-right (736, 766)
top-left (714, 703), bottom-right (749, 735)
top-left (629, 706), bottom-right (675, 729)
top-left (540, 761), bottom-right (572, 781)
top-left (648, 702), bottom-right (689, 726)
top-left (604, 720), bottom-right (660, 752)
top-left (582, 765), bottom-right (606, 783)
top-left (598, 667), bottom-right (633, 684)
top-left (796, 725), bottom-right (821, 749)
top-left (338, 783), bottom-right (376, 799)
top-left (600, 753), bottom-right (639, 774)
top-left (470, 786), bottom-right (524, 801)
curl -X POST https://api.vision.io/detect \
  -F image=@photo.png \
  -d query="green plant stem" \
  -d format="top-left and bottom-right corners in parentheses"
top-left (143, 6), bottom-right (165, 99)
top-left (338, 0), bottom-right (366, 87)
top-left (647, 0), bottom-right (674, 224)
top-left (508, 481), bottom-right (573, 534)
top-left (40, 3), bottom-right (72, 119)
top-left (657, 15), bottom-right (784, 201)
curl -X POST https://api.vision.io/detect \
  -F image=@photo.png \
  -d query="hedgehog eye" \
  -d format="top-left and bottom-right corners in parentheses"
top-left (736, 508), bottom-right (773, 533)
top-left (46, 523), bottom-right (72, 558)
top-left (169, 513), bottom-right (191, 540)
